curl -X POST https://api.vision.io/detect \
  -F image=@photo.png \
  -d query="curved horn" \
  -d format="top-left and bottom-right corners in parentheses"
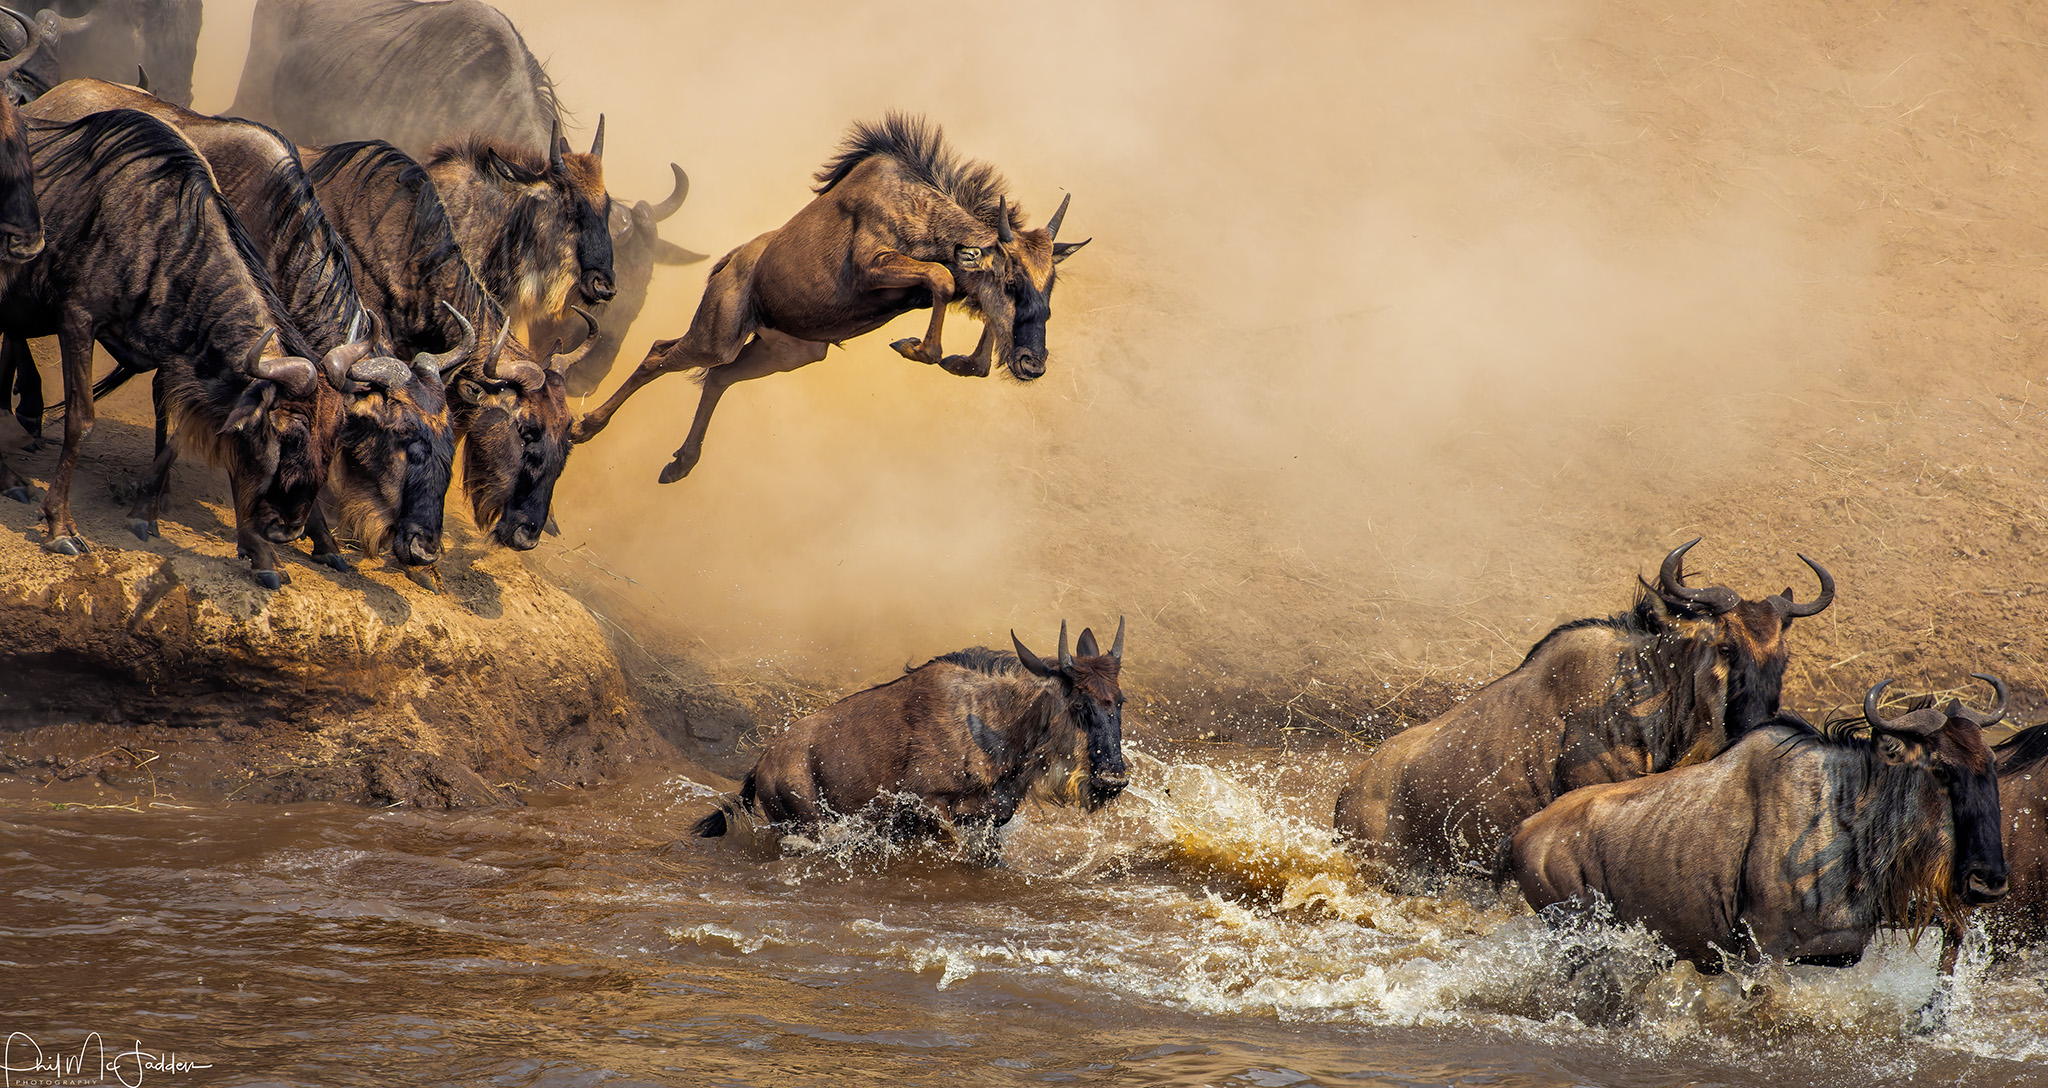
top-left (548, 117), bottom-right (565, 175)
top-left (995, 195), bottom-right (1013, 244)
top-left (0, 7), bottom-right (41, 80)
top-left (346, 356), bottom-right (415, 391)
top-left (415, 300), bottom-right (476, 376)
top-left (1057, 619), bottom-right (1071, 670)
top-left (1110, 615), bottom-right (1124, 661)
top-left (32, 7), bottom-right (90, 37)
top-left (483, 322), bottom-right (543, 393)
top-left (1012, 630), bottom-right (1056, 679)
top-left (1046, 192), bottom-right (1071, 241)
top-left (483, 317), bottom-right (513, 373)
top-left (1656, 538), bottom-right (1740, 615)
top-left (650, 163), bottom-right (688, 221)
top-left (546, 306), bottom-right (601, 371)
top-left (1970, 673), bottom-right (2009, 728)
top-left (241, 327), bottom-right (279, 374)
top-left (1773, 554), bottom-right (1836, 618)
top-left (588, 114), bottom-right (604, 159)
top-left (1863, 678), bottom-right (1894, 732)
top-left (318, 339), bottom-right (374, 392)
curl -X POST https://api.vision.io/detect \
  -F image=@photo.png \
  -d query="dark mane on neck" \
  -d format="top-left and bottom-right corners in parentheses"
top-left (307, 139), bottom-right (504, 329)
top-left (812, 112), bottom-right (1020, 233)
top-left (919, 646), bottom-right (1023, 677)
top-left (1996, 721), bottom-right (2048, 775)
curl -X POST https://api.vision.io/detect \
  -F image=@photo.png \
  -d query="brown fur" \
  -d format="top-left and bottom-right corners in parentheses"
top-left (1508, 692), bottom-right (2007, 969)
top-left (1334, 544), bottom-right (1829, 881)
top-left (571, 113), bottom-right (1089, 484)
top-left (1985, 724), bottom-right (2048, 945)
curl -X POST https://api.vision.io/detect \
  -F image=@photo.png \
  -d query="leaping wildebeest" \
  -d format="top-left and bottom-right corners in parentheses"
top-left (694, 619), bottom-right (1130, 863)
top-left (572, 113), bottom-right (1090, 483)
top-left (1332, 539), bottom-right (1835, 882)
top-left (2, 108), bottom-right (355, 586)
top-left (1506, 677), bottom-right (2008, 972)
top-left (23, 77), bottom-right (463, 571)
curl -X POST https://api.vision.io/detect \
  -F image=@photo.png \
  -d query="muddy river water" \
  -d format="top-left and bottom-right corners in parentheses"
top-left (4, 741), bottom-right (2043, 1087)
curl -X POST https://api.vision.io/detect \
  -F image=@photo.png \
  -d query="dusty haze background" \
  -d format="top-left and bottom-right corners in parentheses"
top-left (187, 2), bottom-right (2048, 731)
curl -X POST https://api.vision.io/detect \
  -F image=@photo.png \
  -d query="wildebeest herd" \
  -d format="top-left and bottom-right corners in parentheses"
top-left (2, 0), bottom-right (2044, 1024)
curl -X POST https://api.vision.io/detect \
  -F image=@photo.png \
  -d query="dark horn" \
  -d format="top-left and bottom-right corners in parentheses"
top-left (1110, 615), bottom-right (1125, 661)
top-left (1970, 673), bottom-right (2009, 727)
top-left (995, 195), bottom-right (1013, 244)
top-left (1011, 630), bottom-right (1055, 678)
top-left (650, 163), bottom-right (688, 221)
top-left (548, 118), bottom-right (565, 174)
top-left (0, 7), bottom-right (41, 80)
top-left (347, 356), bottom-right (415, 391)
top-left (416, 300), bottom-right (476, 376)
top-left (1656, 537), bottom-right (1738, 614)
top-left (484, 318), bottom-right (513, 373)
top-left (318, 339), bottom-right (374, 392)
top-left (1057, 619), bottom-right (1071, 670)
top-left (546, 306), bottom-right (601, 371)
top-left (33, 8), bottom-right (90, 37)
top-left (1046, 192), bottom-right (1071, 241)
top-left (1778, 554), bottom-right (1836, 618)
top-left (589, 114), bottom-right (604, 159)
top-left (1863, 678), bottom-right (1894, 732)
top-left (242, 327), bottom-right (279, 374)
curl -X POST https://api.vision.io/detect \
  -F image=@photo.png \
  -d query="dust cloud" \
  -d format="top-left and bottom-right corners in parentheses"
top-left (195, 2), bottom-right (2048, 726)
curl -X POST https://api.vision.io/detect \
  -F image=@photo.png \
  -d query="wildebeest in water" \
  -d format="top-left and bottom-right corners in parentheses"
top-left (694, 620), bottom-right (1130, 863)
top-left (1506, 677), bottom-right (2009, 973)
top-left (1333, 539), bottom-right (1835, 882)
top-left (1982, 720), bottom-right (2048, 947)
top-left (572, 112), bottom-right (1090, 483)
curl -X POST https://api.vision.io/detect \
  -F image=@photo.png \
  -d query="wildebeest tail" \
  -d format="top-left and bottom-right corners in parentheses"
top-left (691, 771), bottom-right (757, 838)
top-left (92, 364), bottom-right (141, 401)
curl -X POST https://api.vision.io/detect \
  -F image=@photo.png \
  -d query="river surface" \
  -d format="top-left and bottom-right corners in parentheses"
top-left (3, 740), bottom-right (2043, 1088)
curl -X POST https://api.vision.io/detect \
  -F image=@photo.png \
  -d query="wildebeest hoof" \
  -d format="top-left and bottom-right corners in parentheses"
top-left (890, 337), bottom-right (937, 364)
top-left (657, 456), bottom-right (695, 484)
top-left (940, 354), bottom-right (990, 377)
top-left (404, 565), bottom-right (442, 594)
top-left (254, 569), bottom-right (284, 591)
top-left (3, 485), bottom-right (36, 503)
top-left (315, 552), bottom-right (353, 573)
top-left (42, 535), bottom-right (87, 556)
top-left (127, 518), bottom-right (159, 541)
top-left (568, 416), bottom-right (602, 444)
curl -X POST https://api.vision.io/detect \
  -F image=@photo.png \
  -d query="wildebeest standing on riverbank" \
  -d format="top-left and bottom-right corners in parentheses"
top-left (0, 30), bottom-right (50, 503)
top-left (572, 112), bottom-right (1089, 483)
top-left (564, 162), bottom-right (705, 397)
top-left (1333, 539), bottom-right (1835, 882)
top-left (1507, 677), bottom-right (2009, 970)
top-left (1, 109), bottom-right (351, 585)
top-left (22, 78), bottom-right (463, 571)
top-left (304, 139), bottom-right (592, 552)
top-left (695, 620), bottom-right (1130, 863)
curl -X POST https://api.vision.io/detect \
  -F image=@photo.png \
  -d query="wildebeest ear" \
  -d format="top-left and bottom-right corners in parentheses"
top-left (1076, 627), bottom-right (1100, 658)
top-left (489, 151), bottom-right (534, 185)
top-left (219, 382), bottom-right (277, 434)
top-left (1877, 732), bottom-right (1913, 765)
top-left (651, 238), bottom-right (709, 266)
top-left (955, 244), bottom-right (988, 271)
top-left (1052, 238), bottom-right (1091, 264)
top-left (1011, 630), bottom-right (1057, 678)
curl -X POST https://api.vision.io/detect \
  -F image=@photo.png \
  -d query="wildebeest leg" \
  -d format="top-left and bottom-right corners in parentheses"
top-left (860, 250), bottom-right (955, 366)
top-left (0, 453), bottom-right (30, 502)
top-left (1913, 917), bottom-right (1968, 1033)
top-left (38, 317), bottom-right (96, 555)
top-left (658, 331), bottom-right (829, 484)
top-left (2, 332), bottom-right (38, 446)
top-left (303, 506), bottom-right (352, 572)
top-left (126, 372), bottom-right (174, 540)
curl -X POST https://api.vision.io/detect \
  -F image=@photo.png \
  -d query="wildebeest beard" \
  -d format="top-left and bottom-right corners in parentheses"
top-left (328, 384), bottom-right (457, 565)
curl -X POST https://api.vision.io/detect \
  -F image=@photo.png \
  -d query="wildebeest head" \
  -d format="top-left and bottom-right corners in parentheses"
top-left (565, 162), bottom-right (705, 397)
top-left (1863, 675), bottom-right (2009, 908)
top-left (216, 327), bottom-right (344, 546)
top-left (320, 307), bottom-right (462, 566)
top-left (1646, 537), bottom-right (1835, 745)
top-left (1013, 617), bottom-right (1129, 808)
top-left (447, 312), bottom-right (591, 550)
top-left (427, 119), bottom-right (615, 331)
top-left (957, 193), bottom-right (1089, 381)
top-left (0, 10), bottom-right (46, 259)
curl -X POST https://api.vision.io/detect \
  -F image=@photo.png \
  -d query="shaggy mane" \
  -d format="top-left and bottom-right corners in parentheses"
top-left (1997, 721), bottom-right (2048, 776)
top-left (813, 112), bottom-right (1021, 233)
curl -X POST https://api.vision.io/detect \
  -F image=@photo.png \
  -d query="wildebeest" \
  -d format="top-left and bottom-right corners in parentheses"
top-left (231, 0), bottom-right (556, 157)
top-left (0, 5), bottom-right (72, 105)
top-left (422, 126), bottom-right (615, 353)
top-left (303, 138), bottom-right (589, 551)
top-left (0, 29), bottom-right (46, 503)
top-left (1, 109), bottom-right (350, 586)
top-left (1332, 539), bottom-right (1835, 881)
top-left (1507, 677), bottom-right (2008, 971)
top-left (572, 113), bottom-right (1089, 483)
top-left (21, 78), bottom-right (464, 569)
top-left (694, 619), bottom-right (1130, 862)
top-left (23, 1), bottom-right (200, 105)
top-left (563, 162), bottom-right (705, 398)
top-left (1983, 722), bottom-right (2048, 945)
